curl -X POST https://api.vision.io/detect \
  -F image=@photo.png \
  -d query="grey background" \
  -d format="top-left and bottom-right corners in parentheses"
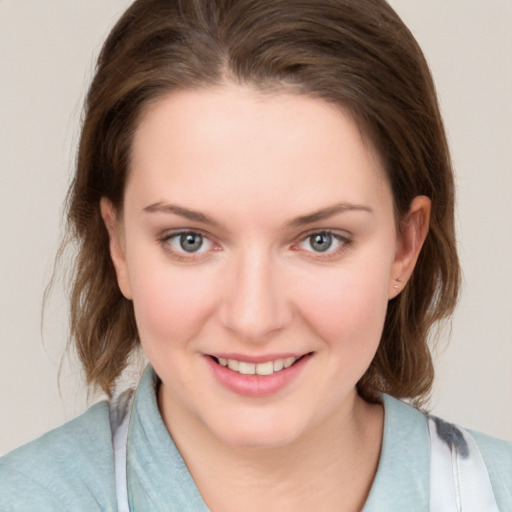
top-left (1, 0), bottom-right (511, 454)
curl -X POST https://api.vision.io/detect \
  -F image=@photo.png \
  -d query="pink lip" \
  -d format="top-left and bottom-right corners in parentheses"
top-left (204, 353), bottom-right (312, 397)
top-left (209, 352), bottom-right (306, 364)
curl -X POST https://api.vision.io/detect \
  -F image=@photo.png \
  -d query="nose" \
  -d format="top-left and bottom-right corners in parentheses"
top-left (219, 247), bottom-right (293, 342)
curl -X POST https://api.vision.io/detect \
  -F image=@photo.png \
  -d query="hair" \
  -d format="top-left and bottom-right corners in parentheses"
top-left (64, 0), bottom-right (460, 405)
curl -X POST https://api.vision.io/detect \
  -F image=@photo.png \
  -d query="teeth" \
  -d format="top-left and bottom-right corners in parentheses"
top-left (216, 356), bottom-right (300, 375)
top-left (238, 362), bottom-right (256, 375)
top-left (273, 359), bottom-right (284, 372)
top-left (284, 357), bottom-right (296, 368)
top-left (227, 359), bottom-right (239, 371)
top-left (256, 361), bottom-right (274, 376)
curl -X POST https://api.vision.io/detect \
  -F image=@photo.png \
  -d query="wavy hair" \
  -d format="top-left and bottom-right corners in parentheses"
top-left (64, 0), bottom-right (460, 404)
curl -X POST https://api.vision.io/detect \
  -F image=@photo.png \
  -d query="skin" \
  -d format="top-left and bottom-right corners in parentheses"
top-left (101, 84), bottom-right (430, 512)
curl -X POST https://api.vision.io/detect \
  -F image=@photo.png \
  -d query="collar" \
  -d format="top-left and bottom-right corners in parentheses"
top-left (127, 366), bottom-right (430, 511)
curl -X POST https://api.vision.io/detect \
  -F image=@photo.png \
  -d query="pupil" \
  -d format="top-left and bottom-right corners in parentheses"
top-left (311, 232), bottom-right (332, 252)
top-left (180, 233), bottom-right (203, 252)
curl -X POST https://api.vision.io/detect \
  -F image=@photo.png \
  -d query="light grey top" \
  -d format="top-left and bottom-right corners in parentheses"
top-left (1, 367), bottom-right (511, 511)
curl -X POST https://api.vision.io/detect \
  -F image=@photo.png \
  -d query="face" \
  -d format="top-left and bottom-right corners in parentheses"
top-left (102, 85), bottom-right (429, 449)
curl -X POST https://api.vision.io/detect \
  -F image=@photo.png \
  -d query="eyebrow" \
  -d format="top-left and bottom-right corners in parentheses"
top-left (143, 202), bottom-right (219, 225)
top-left (143, 201), bottom-right (373, 228)
top-left (288, 202), bottom-right (374, 227)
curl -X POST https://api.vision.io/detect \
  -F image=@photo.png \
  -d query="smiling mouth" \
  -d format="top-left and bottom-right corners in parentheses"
top-left (209, 354), bottom-right (310, 376)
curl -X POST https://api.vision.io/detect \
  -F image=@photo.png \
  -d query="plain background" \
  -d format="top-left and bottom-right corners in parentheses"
top-left (1, 0), bottom-right (511, 455)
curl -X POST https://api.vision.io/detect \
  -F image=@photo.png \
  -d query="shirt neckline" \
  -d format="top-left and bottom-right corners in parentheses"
top-left (128, 366), bottom-right (430, 510)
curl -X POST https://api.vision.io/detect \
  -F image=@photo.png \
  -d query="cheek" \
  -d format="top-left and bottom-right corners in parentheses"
top-left (291, 258), bottom-right (391, 350)
top-left (128, 258), bottom-right (217, 349)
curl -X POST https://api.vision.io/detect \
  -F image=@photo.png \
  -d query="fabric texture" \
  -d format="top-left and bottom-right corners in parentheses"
top-left (1, 366), bottom-right (511, 511)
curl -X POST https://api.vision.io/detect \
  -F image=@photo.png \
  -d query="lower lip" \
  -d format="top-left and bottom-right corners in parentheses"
top-left (205, 355), bottom-right (312, 397)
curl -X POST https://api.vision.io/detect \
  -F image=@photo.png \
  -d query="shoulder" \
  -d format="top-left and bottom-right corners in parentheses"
top-left (0, 401), bottom-right (117, 512)
top-left (377, 394), bottom-right (512, 509)
top-left (380, 393), bottom-right (428, 434)
top-left (470, 429), bottom-right (512, 508)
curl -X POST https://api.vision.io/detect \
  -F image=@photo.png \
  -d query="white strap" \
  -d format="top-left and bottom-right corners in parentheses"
top-left (428, 416), bottom-right (500, 512)
top-left (109, 389), bottom-right (135, 512)
top-left (109, 396), bottom-right (500, 512)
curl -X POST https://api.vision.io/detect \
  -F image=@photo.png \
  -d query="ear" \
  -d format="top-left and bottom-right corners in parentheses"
top-left (388, 195), bottom-right (431, 299)
top-left (100, 197), bottom-right (132, 300)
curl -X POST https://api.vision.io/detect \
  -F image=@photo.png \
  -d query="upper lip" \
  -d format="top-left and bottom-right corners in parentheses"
top-left (206, 352), bottom-right (312, 364)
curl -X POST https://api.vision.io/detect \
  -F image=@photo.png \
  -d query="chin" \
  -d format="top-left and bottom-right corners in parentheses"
top-left (206, 412), bottom-right (306, 451)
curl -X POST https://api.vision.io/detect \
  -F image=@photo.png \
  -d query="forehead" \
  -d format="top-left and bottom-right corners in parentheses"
top-left (127, 85), bottom-right (391, 221)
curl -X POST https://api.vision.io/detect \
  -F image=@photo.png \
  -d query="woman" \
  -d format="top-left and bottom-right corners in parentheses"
top-left (1, 0), bottom-right (511, 510)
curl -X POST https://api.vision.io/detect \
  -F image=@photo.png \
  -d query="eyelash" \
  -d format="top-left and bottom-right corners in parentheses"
top-left (158, 229), bottom-right (217, 262)
top-left (158, 229), bottom-right (352, 262)
top-left (295, 230), bottom-right (352, 259)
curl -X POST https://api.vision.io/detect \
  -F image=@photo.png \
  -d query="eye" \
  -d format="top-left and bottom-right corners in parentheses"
top-left (307, 232), bottom-right (334, 252)
top-left (177, 232), bottom-right (205, 253)
top-left (161, 230), bottom-right (214, 256)
top-left (298, 230), bottom-right (350, 255)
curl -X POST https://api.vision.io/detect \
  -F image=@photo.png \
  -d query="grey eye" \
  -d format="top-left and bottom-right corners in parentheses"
top-left (179, 232), bottom-right (204, 252)
top-left (309, 232), bottom-right (333, 252)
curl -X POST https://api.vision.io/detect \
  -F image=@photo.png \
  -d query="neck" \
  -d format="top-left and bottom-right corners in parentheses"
top-left (159, 387), bottom-right (384, 512)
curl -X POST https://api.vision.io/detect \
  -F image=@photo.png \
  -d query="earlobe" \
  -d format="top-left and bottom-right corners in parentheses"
top-left (100, 197), bottom-right (133, 300)
top-left (389, 195), bottom-right (431, 299)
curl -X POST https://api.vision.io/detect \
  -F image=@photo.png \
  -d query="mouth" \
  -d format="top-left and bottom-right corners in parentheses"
top-left (208, 354), bottom-right (311, 377)
top-left (205, 352), bottom-right (313, 397)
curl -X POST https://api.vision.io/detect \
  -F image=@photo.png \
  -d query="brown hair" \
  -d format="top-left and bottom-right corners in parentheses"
top-left (65, 0), bottom-right (459, 404)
